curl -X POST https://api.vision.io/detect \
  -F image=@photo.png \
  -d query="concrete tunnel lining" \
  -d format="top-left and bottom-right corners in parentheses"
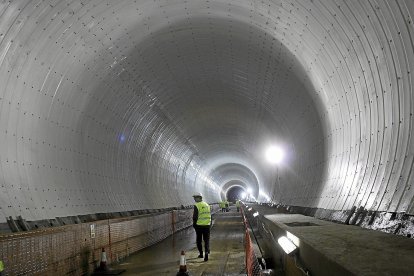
top-left (209, 163), bottom-right (260, 200)
top-left (0, 0), bottom-right (413, 228)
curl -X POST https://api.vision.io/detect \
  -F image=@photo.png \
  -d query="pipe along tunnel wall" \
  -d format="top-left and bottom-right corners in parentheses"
top-left (0, 0), bottom-right (414, 238)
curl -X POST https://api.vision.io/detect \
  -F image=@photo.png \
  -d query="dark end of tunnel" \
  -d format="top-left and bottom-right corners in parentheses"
top-left (226, 186), bottom-right (245, 202)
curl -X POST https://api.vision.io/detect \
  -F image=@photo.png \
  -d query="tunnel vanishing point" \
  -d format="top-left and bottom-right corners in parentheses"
top-left (0, 0), bottom-right (414, 266)
top-left (1, 0), bottom-right (414, 234)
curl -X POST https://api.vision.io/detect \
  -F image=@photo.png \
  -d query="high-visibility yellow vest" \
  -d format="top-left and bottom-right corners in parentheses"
top-left (236, 200), bottom-right (240, 207)
top-left (0, 260), bottom-right (4, 272)
top-left (220, 201), bottom-right (225, 208)
top-left (195, 202), bottom-right (211, 226)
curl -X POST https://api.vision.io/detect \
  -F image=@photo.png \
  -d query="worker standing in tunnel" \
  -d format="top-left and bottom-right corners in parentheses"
top-left (192, 193), bottom-right (211, 261)
top-left (236, 200), bottom-right (240, 212)
top-left (220, 200), bottom-right (226, 212)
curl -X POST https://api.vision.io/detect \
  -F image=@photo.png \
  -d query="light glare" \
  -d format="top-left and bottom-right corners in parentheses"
top-left (259, 191), bottom-right (271, 201)
top-left (287, 231), bottom-right (300, 247)
top-left (278, 236), bottom-right (297, 255)
top-left (266, 146), bottom-right (284, 164)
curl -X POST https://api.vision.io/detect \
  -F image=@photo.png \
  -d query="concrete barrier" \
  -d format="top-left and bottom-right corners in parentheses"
top-left (0, 209), bottom-right (194, 275)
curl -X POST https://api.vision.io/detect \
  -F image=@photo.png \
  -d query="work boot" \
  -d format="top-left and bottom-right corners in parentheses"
top-left (204, 253), bottom-right (208, 261)
top-left (198, 252), bottom-right (203, 258)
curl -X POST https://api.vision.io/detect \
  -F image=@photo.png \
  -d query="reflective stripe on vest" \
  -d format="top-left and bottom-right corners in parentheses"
top-left (195, 202), bottom-right (211, 226)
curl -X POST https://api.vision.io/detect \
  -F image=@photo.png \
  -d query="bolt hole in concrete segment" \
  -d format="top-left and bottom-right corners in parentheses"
top-left (112, 207), bottom-right (246, 275)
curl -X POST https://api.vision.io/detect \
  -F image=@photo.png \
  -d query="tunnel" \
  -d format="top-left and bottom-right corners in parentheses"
top-left (0, 0), bottom-right (413, 275)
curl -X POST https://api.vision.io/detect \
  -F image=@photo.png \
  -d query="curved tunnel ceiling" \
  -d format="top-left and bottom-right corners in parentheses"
top-left (210, 163), bottom-right (260, 199)
top-left (0, 0), bottom-right (413, 222)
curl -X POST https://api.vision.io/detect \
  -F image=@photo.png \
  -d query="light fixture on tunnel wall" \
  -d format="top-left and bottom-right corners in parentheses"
top-left (247, 188), bottom-right (253, 201)
top-left (286, 231), bottom-right (300, 247)
top-left (259, 191), bottom-right (271, 202)
top-left (253, 211), bottom-right (259, 217)
top-left (277, 236), bottom-right (297, 255)
top-left (265, 145), bottom-right (285, 164)
top-left (277, 235), bottom-right (310, 275)
top-left (265, 145), bottom-right (285, 203)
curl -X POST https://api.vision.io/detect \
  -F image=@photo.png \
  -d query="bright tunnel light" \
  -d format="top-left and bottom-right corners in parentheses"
top-left (259, 191), bottom-right (271, 201)
top-left (287, 231), bottom-right (300, 247)
top-left (277, 236), bottom-right (297, 255)
top-left (266, 146), bottom-right (285, 164)
top-left (253, 212), bottom-right (259, 217)
top-left (240, 192), bottom-right (246, 199)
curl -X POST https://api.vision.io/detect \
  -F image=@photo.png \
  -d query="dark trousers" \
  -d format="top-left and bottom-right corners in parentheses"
top-left (195, 226), bottom-right (210, 254)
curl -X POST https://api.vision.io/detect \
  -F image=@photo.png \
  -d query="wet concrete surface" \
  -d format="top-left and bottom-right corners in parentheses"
top-left (112, 206), bottom-right (246, 275)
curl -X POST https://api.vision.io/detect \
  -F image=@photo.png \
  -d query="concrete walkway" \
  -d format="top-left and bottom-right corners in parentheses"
top-left (250, 204), bottom-right (414, 276)
top-left (112, 206), bottom-right (246, 275)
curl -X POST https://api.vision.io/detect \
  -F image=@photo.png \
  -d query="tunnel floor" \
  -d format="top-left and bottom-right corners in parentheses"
top-left (111, 206), bottom-right (246, 275)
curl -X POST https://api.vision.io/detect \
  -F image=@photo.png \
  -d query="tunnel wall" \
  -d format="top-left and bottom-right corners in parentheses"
top-left (0, 0), bottom-right (222, 223)
top-left (287, 0), bottom-right (414, 215)
top-left (243, 0), bottom-right (414, 216)
top-left (0, 209), bottom-right (194, 275)
top-left (0, 0), bottom-right (413, 226)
